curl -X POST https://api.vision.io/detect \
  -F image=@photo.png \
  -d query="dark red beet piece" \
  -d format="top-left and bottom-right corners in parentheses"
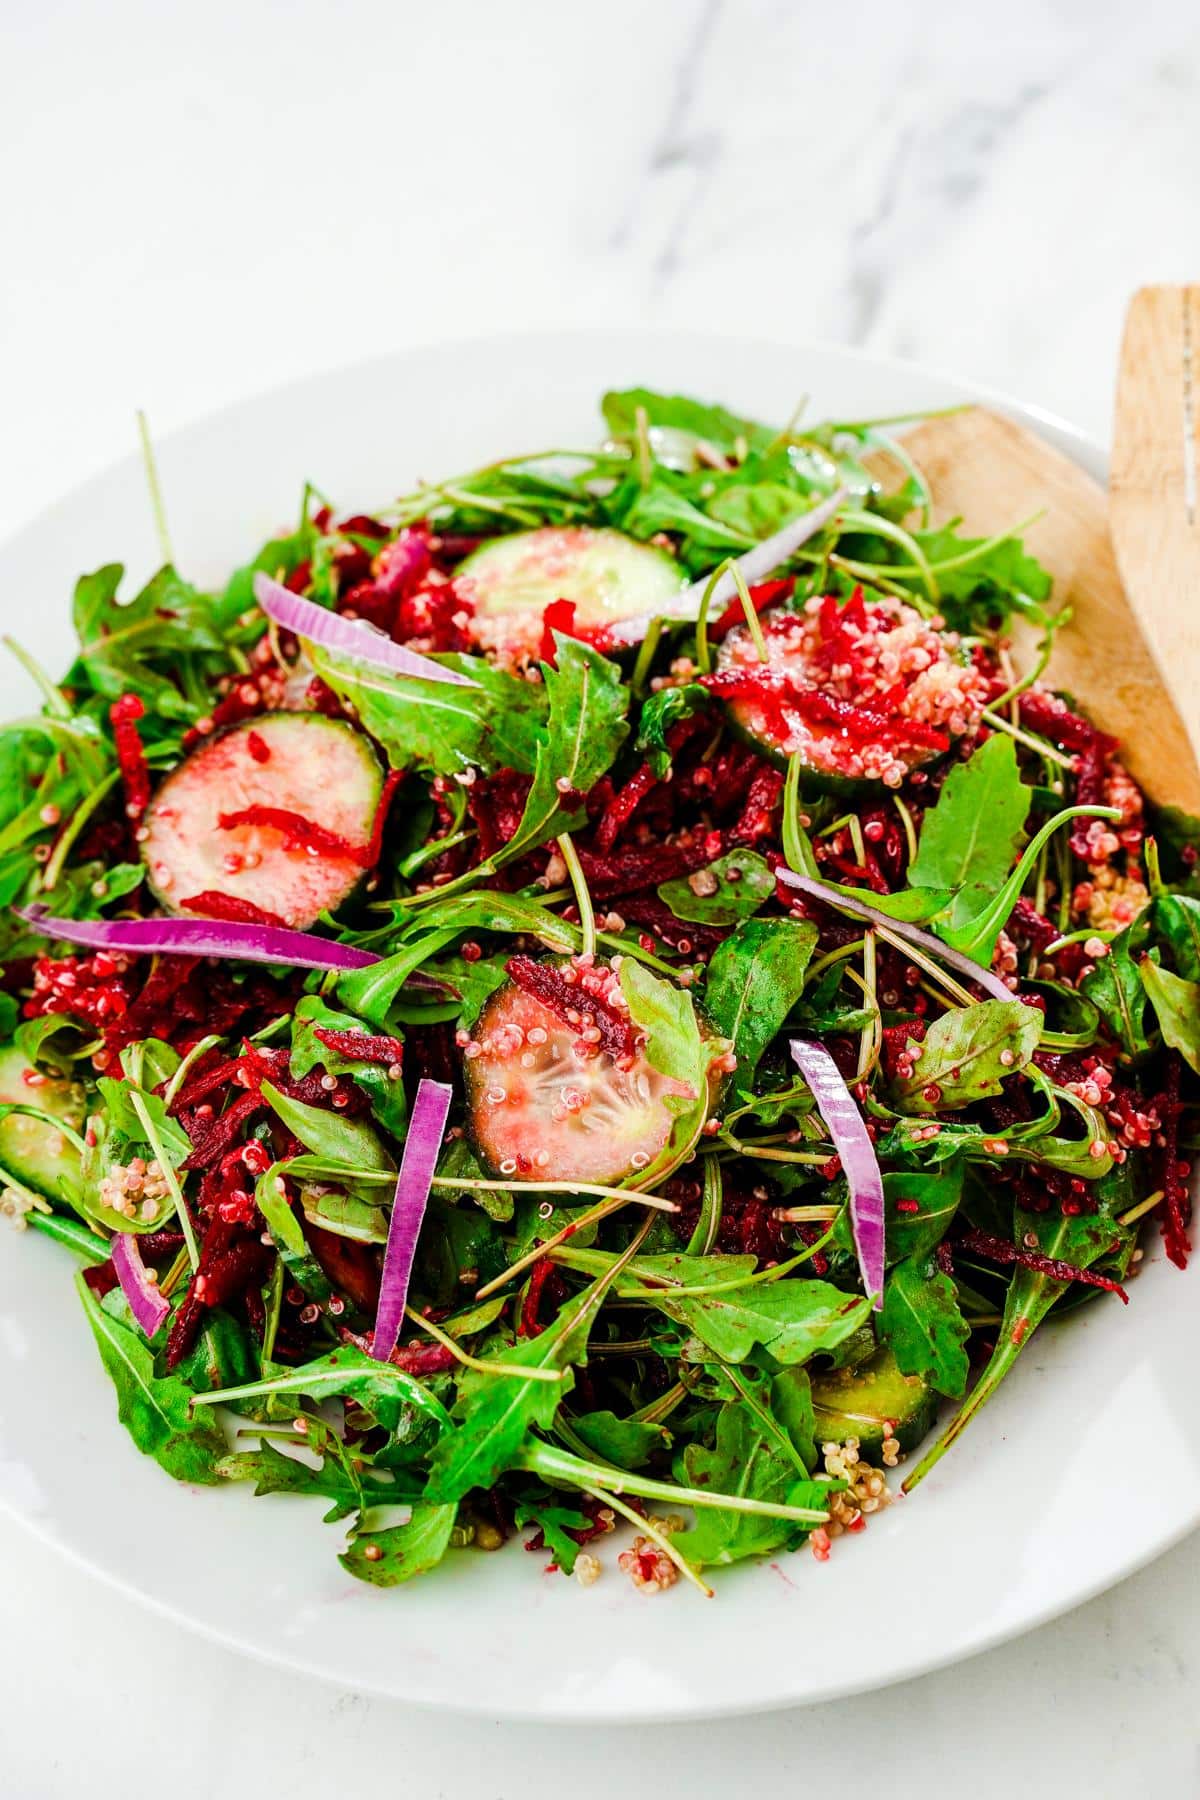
top-left (110, 695), bottom-right (152, 820)
top-left (313, 1027), bottom-right (405, 1067)
top-left (957, 1226), bottom-right (1128, 1301)
top-left (179, 890), bottom-right (288, 928)
top-left (506, 954), bottom-right (635, 1060)
top-left (217, 805), bottom-right (366, 864)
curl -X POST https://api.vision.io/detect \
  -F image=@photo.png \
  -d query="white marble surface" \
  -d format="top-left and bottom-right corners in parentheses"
top-left (3, 0), bottom-right (1200, 1791)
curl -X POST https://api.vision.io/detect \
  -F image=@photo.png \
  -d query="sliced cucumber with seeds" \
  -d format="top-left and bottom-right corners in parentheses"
top-left (810, 1345), bottom-right (935, 1458)
top-left (142, 713), bottom-right (384, 931)
top-left (463, 959), bottom-right (713, 1188)
top-left (716, 593), bottom-right (987, 793)
top-left (458, 526), bottom-right (685, 660)
top-left (0, 1043), bottom-right (85, 1202)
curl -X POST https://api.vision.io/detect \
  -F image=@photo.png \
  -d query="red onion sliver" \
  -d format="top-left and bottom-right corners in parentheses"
top-left (111, 1233), bottom-right (170, 1338)
top-left (605, 487), bottom-right (848, 646)
top-left (371, 1078), bottom-right (453, 1363)
top-left (774, 868), bottom-right (1016, 1004)
top-left (789, 1038), bottom-right (884, 1309)
top-left (17, 905), bottom-right (380, 974)
top-left (253, 573), bottom-right (478, 688)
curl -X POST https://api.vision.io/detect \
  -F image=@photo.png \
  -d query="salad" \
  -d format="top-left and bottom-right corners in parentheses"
top-left (1, 386), bottom-right (1196, 1598)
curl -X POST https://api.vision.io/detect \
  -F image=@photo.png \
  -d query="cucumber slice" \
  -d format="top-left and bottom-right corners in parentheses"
top-left (463, 959), bottom-right (708, 1186)
top-left (810, 1345), bottom-right (935, 1457)
top-left (458, 527), bottom-right (685, 660)
top-left (716, 593), bottom-right (988, 791)
top-left (142, 713), bottom-right (384, 931)
top-left (0, 1043), bottom-right (85, 1202)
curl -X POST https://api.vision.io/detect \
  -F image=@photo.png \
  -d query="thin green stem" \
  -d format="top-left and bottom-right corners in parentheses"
top-left (41, 770), bottom-right (123, 892)
top-left (137, 410), bottom-right (175, 567)
top-left (128, 1091), bottom-right (199, 1270)
top-left (557, 832), bottom-right (595, 960)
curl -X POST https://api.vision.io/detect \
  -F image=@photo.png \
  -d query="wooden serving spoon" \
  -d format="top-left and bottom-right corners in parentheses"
top-left (870, 402), bottom-right (1200, 816)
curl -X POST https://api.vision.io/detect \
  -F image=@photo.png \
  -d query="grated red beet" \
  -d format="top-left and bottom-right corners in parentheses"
top-left (166, 1219), bottom-right (271, 1367)
top-left (313, 1026), bottom-right (405, 1067)
top-left (109, 695), bottom-right (152, 821)
top-left (179, 890), bottom-right (288, 928)
top-left (217, 805), bottom-right (366, 864)
top-left (518, 1257), bottom-right (555, 1338)
top-left (360, 768), bottom-right (403, 872)
top-left (957, 1225), bottom-right (1128, 1300)
top-left (576, 835), bottom-right (719, 900)
top-left (730, 766), bottom-right (784, 846)
top-left (181, 1090), bottom-right (264, 1170)
top-left (1018, 690), bottom-right (1115, 756)
top-left (1157, 1054), bottom-right (1191, 1269)
top-left (468, 768), bottom-right (532, 860)
top-left (506, 954), bottom-right (635, 1060)
top-left (594, 762), bottom-right (659, 854)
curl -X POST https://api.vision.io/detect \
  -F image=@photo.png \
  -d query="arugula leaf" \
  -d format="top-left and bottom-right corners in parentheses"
top-left (79, 1279), bottom-right (227, 1484)
top-left (413, 1198), bottom-right (506, 1304)
top-left (497, 637), bottom-right (629, 865)
top-left (830, 1166), bottom-right (963, 1266)
top-left (170, 1309), bottom-right (257, 1397)
top-left (310, 648), bottom-right (547, 777)
top-left (657, 849), bottom-right (776, 925)
top-left (341, 1503), bottom-right (458, 1587)
top-left (424, 1252), bottom-right (637, 1502)
top-left (674, 1370), bottom-right (827, 1566)
top-left (657, 1278), bottom-right (873, 1366)
top-left (880, 1254), bottom-right (970, 1398)
top-left (704, 917), bottom-right (817, 1087)
top-left (259, 1080), bottom-right (393, 1171)
top-left (635, 684), bottom-right (710, 778)
top-left (195, 1346), bottom-right (450, 1436)
top-left (602, 388), bottom-right (777, 456)
top-left (892, 999), bottom-right (1042, 1113)
top-left (570, 1410), bottom-right (670, 1470)
top-left (1155, 893), bottom-right (1200, 981)
top-left (1080, 911), bottom-right (1155, 1060)
top-left (69, 565), bottom-right (224, 718)
top-left (909, 735), bottom-right (1031, 915)
top-left (619, 959), bottom-right (721, 1183)
top-left (906, 1176), bottom-right (1131, 1487)
top-left (513, 1499), bottom-right (593, 1573)
top-left (1140, 956), bottom-right (1200, 1073)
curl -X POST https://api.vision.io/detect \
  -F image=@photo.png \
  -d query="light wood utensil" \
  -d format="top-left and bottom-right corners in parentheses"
top-left (1110, 283), bottom-right (1200, 795)
top-left (871, 403), bottom-right (1200, 816)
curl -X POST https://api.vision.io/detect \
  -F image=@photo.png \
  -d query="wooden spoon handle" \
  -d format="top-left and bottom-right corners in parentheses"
top-left (1110, 284), bottom-right (1200, 778)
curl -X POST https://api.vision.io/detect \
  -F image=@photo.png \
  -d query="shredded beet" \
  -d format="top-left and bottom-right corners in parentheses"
top-left (1157, 1054), bottom-right (1191, 1269)
top-left (360, 768), bottom-right (403, 872)
top-left (539, 598), bottom-right (578, 665)
top-left (1018, 690), bottom-right (1115, 756)
top-left (179, 890), bottom-right (288, 928)
top-left (576, 836), bottom-right (719, 900)
top-left (957, 1226), bottom-right (1128, 1301)
top-left (699, 668), bottom-right (950, 752)
top-left (518, 1257), bottom-right (555, 1337)
top-left (595, 762), bottom-right (659, 854)
top-left (731, 766), bottom-right (784, 845)
top-left (506, 954), bottom-right (635, 1060)
top-left (109, 695), bottom-right (152, 820)
top-left (313, 1026), bottom-right (405, 1067)
top-left (166, 1220), bottom-right (271, 1367)
top-left (181, 1089), bottom-right (264, 1170)
top-left (218, 805), bottom-right (366, 864)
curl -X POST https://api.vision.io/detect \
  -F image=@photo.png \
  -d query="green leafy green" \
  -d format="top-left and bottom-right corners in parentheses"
top-left (1140, 956), bottom-right (1200, 1073)
top-left (658, 849), bottom-right (777, 926)
top-left (880, 1253), bottom-right (970, 1398)
top-left (340, 1504), bottom-right (459, 1587)
top-left (79, 1280), bottom-right (227, 1484)
top-left (704, 917), bottom-right (817, 1087)
top-left (892, 999), bottom-right (1042, 1112)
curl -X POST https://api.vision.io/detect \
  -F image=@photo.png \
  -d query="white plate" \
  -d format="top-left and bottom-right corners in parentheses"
top-left (0, 332), bottom-right (1194, 1722)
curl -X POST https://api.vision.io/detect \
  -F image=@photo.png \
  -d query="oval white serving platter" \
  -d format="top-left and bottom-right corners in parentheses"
top-left (0, 331), bottom-right (1195, 1723)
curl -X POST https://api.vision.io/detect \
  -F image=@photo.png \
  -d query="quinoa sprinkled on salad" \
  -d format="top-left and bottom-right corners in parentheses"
top-left (0, 384), bottom-right (1196, 1595)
